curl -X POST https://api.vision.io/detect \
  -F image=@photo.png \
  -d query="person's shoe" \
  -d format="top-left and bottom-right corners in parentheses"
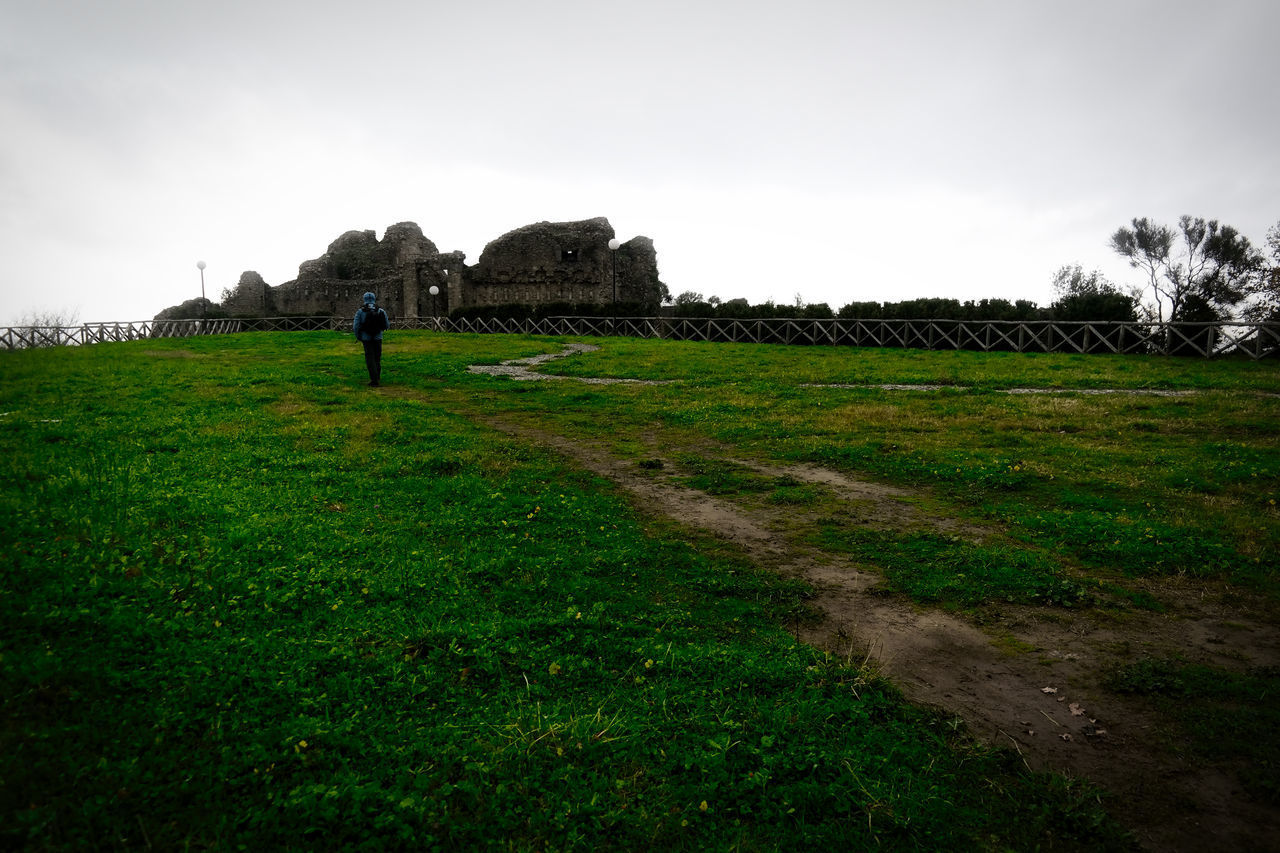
top-left (368, 381), bottom-right (379, 387)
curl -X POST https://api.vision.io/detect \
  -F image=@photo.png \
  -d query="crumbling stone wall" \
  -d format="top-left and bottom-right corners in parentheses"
top-left (466, 217), bottom-right (661, 310)
top-left (281, 223), bottom-right (442, 318)
top-left (220, 271), bottom-right (271, 316)
top-left (173, 217), bottom-right (661, 320)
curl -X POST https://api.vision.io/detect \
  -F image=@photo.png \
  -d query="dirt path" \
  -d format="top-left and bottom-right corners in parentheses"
top-left (446, 347), bottom-right (1280, 851)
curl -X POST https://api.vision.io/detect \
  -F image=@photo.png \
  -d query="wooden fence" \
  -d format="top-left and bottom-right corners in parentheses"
top-left (2, 316), bottom-right (1278, 359)
top-left (0, 316), bottom-right (332, 350)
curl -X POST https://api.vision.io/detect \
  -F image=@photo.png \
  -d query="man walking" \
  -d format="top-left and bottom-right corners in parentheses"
top-left (354, 292), bottom-right (389, 386)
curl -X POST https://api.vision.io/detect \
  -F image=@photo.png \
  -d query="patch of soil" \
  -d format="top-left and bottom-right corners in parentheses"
top-left (446, 347), bottom-right (1280, 851)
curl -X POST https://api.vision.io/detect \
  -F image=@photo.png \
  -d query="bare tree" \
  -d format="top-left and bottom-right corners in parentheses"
top-left (14, 307), bottom-right (80, 327)
top-left (1110, 216), bottom-right (1263, 322)
top-left (1109, 218), bottom-right (1174, 320)
top-left (10, 307), bottom-right (82, 347)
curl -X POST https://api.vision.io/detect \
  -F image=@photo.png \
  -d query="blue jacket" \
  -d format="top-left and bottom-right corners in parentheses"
top-left (354, 306), bottom-right (389, 342)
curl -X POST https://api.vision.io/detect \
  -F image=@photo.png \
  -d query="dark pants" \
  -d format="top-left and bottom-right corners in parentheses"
top-left (361, 338), bottom-right (382, 385)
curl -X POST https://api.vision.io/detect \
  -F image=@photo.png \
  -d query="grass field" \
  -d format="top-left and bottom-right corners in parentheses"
top-left (3, 331), bottom-right (1277, 850)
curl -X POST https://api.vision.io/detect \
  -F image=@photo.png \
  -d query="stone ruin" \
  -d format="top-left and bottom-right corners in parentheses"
top-left (159, 217), bottom-right (663, 321)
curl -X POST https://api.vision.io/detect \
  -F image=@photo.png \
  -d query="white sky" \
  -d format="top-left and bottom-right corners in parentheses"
top-left (2, 0), bottom-right (1277, 323)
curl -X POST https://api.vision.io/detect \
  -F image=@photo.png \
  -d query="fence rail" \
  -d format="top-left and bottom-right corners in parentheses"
top-left (2, 316), bottom-right (1278, 359)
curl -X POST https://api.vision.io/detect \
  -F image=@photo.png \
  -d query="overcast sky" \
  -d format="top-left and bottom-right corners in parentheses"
top-left (2, 0), bottom-right (1277, 323)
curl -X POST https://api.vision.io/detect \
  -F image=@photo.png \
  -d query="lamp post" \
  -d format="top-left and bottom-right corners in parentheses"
top-left (607, 238), bottom-right (620, 331)
top-left (196, 260), bottom-right (207, 321)
top-left (429, 285), bottom-right (439, 323)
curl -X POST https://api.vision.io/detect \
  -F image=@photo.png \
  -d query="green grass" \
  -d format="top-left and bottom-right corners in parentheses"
top-left (811, 527), bottom-right (1093, 608)
top-left (1106, 659), bottom-right (1280, 804)
top-left (1, 333), bottom-right (1139, 850)
top-left (672, 454), bottom-right (812, 502)
top-left (445, 333), bottom-right (1280, 815)
top-left (546, 338), bottom-right (1280, 393)
top-left (495, 337), bottom-right (1279, 599)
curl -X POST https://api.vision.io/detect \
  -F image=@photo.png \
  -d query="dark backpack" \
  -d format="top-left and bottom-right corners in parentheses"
top-left (362, 307), bottom-right (387, 335)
